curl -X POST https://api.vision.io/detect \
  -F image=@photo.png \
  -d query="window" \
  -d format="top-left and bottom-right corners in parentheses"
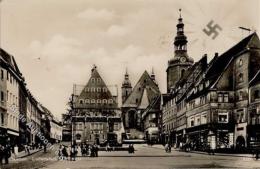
top-left (254, 90), bottom-right (260, 100)
top-left (97, 99), bottom-right (101, 104)
top-left (103, 87), bottom-right (107, 92)
top-left (1, 69), bottom-right (3, 80)
top-left (239, 59), bottom-right (243, 67)
top-left (239, 91), bottom-right (243, 101)
top-left (218, 113), bottom-right (228, 123)
top-left (91, 99), bottom-right (95, 104)
top-left (218, 94), bottom-right (223, 102)
top-left (238, 73), bottom-right (243, 82)
top-left (91, 78), bottom-right (95, 83)
top-left (85, 99), bottom-right (90, 104)
top-left (103, 99), bottom-right (107, 104)
top-left (91, 87), bottom-right (95, 92)
top-left (191, 119), bottom-right (194, 127)
top-left (108, 99), bottom-right (113, 104)
top-left (79, 99), bottom-right (84, 104)
top-left (224, 94), bottom-right (229, 103)
top-left (136, 99), bottom-right (138, 103)
top-left (97, 78), bottom-right (101, 83)
top-left (10, 76), bottom-right (12, 84)
top-left (201, 114), bottom-right (207, 124)
top-left (97, 87), bottom-right (101, 92)
top-left (6, 72), bottom-right (9, 80)
top-left (1, 91), bottom-right (4, 101)
top-left (0, 113), bottom-right (4, 125)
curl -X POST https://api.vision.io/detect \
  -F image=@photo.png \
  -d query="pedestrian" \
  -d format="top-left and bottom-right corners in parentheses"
top-left (165, 143), bottom-right (169, 153)
top-left (44, 144), bottom-right (47, 153)
top-left (70, 144), bottom-right (76, 161)
top-left (0, 145), bottom-right (4, 165)
top-left (14, 145), bottom-right (18, 159)
top-left (58, 145), bottom-right (63, 160)
top-left (3, 144), bottom-right (11, 164)
top-left (255, 149), bottom-right (259, 160)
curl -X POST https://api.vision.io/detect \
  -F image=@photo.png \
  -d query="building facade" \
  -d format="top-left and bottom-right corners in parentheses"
top-left (71, 66), bottom-right (123, 145)
top-left (162, 11), bottom-right (260, 151)
top-left (121, 70), bottom-right (161, 140)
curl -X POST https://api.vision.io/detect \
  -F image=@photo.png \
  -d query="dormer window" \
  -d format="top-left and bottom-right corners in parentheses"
top-left (103, 87), bottom-right (107, 92)
top-left (91, 78), bottom-right (95, 83)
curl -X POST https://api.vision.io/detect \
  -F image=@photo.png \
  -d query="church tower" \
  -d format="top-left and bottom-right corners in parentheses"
top-left (166, 9), bottom-right (194, 92)
top-left (121, 69), bottom-right (132, 104)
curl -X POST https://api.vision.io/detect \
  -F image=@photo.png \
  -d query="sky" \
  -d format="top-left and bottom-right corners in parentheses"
top-left (1, 0), bottom-right (259, 120)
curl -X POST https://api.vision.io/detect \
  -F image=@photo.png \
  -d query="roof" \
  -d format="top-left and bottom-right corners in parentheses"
top-left (249, 70), bottom-right (260, 87)
top-left (75, 66), bottom-right (117, 109)
top-left (122, 71), bottom-right (160, 108)
top-left (187, 32), bottom-right (260, 100)
top-left (0, 48), bottom-right (22, 76)
top-left (207, 32), bottom-right (259, 86)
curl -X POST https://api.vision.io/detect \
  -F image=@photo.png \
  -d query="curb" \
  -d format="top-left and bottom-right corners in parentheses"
top-left (17, 149), bottom-right (43, 158)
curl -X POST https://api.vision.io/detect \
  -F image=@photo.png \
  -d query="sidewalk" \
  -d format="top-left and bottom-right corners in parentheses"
top-left (143, 144), bottom-right (255, 158)
top-left (12, 148), bottom-right (43, 159)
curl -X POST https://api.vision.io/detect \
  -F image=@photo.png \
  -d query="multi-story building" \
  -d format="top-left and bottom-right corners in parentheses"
top-left (121, 70), bottom-right (161, 140)
top-left (0, 48), bottom-right (24, 146)
top-left (71, 66), bottom-right (123, 144)
top-left (162, 11), bottom-right (260, 150)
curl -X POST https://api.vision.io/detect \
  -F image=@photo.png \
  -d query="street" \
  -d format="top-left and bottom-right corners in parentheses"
top-left (3, 144), bottom-right (258, 169)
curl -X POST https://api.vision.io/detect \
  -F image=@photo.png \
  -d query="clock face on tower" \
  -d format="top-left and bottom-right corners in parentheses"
top-left (180, 57), bottom-right (186, 63)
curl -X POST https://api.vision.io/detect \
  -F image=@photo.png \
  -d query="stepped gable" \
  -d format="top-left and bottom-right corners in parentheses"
top-left (122, 71), bottom-right (160, 109)
top-left (77, 66), bottom-right (117, 108)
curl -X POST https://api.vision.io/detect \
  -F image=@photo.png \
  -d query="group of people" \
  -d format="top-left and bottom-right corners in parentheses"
top-left (128, 144), bottom-right (135, 154)
top-left (0, 144), bottom-right (11, 165)
top-left (58, 143), bottom-right (99, 160)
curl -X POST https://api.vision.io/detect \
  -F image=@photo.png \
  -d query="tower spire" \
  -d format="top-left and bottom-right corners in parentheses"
top-left (174, 9), bottom-right (187, 52)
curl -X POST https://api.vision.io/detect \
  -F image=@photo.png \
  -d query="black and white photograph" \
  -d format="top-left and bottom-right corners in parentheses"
top-left (0, 0), bottom-right (260, 168)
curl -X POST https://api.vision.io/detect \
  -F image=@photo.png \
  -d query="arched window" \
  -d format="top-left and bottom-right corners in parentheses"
top-left (91, 78), bottom-right (95, 83)
top-left (103, 87), bottom-right (107, 92)
top-left (85, 99), bottom-right (90, 104)
top-left (108, 99), bottom-right (113, 104)
top-left (181, 69), bottom-right (185, 78)
top-left (103, 99), bottom-right (107, 104)
top-left (91, 99), bottom-right (95, 104)
top-left (91, 87), bottom-right (95, 92)
top-left (97, 87), bottom-right (101, 92)
top-left (97, 99), bottom-right (101, 104)
top-left (79, 99), bottom-right (84, 104)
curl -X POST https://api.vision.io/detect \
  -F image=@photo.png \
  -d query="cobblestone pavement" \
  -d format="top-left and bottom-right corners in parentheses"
top-left (35, 144), bottom-right (260, 169)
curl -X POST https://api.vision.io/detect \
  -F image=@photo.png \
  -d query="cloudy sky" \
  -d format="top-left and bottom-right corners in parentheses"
top-left (1, 0), bottom-right (259, 119)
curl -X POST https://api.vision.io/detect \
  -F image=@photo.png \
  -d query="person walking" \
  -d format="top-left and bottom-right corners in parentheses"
top-left (3, 144), bottom-right (10, 164)
top-left (0, 145), bottom-right (4, 166)
top-left (14, 145), bottom-right (18, 159)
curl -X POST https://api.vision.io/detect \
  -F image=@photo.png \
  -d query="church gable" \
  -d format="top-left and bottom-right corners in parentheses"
top-left (122, 71), bottom-right (160, 108)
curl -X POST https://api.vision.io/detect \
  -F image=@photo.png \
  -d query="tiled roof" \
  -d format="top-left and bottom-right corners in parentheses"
top-left (76, 66), bottom-right (117, 108)
top-left (122, 71), bottom-right (160, 108)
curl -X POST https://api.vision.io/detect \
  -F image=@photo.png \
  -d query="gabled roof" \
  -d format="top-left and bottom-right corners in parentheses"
top-left (76, 66), bottom-right (117, 108)
top-left (249, 70), bottom-right (260, 87)
top-left (122, 71), bottom-right (160, 108)
top-left (0, 48), bottom-right (22, 76)
top-left (142, 95), bottom-right (161, 119)
top-left (207, 33), bottom-right (259, 86)
top-left (187, 33), bottom-right (260, 101)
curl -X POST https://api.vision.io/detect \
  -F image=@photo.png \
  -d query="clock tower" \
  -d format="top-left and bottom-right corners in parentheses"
top-left (166, 9), bottom-right (194, 93)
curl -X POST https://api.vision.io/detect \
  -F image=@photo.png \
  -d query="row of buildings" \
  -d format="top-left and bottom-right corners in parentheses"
top-left (162, 12), bottom-right (260, 150)
top-left (0, 48), bottom-right (62, 150)
top-left (62, 10), bottom-right (260, 151)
